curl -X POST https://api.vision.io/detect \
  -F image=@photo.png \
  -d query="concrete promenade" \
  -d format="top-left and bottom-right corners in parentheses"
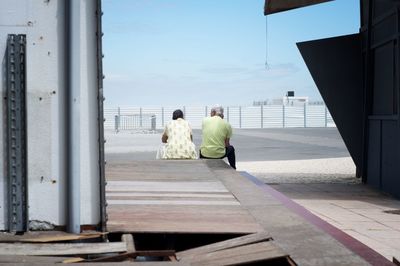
top-left (105, 128), bottom-right (400, 262)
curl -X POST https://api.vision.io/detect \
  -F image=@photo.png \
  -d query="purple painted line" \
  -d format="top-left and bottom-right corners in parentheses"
top-left (240, 171), bottom-right (394, 266)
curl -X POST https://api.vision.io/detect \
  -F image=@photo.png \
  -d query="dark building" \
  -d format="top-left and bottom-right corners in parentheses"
top-left (265, 0), bottom-right (400, 198)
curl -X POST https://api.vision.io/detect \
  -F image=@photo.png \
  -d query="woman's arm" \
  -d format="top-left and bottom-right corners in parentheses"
top-left (162, 133), bottom-right (168, 143)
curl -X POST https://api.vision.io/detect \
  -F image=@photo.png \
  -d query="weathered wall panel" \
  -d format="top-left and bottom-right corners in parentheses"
top-left (0, 0), bottom-right (101, 230)
top-left (24, 0), bottom-right (67, 227)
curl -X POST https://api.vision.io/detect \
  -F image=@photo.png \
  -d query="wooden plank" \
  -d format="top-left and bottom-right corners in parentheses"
top-left (107, 199), bottom-right (239, 206)
top-left (106, 171), bottom-right (214, 181)
top-left (86, 250), bottom-right (176, 263)
top-left (0, 242), bottom-right (127, 256)
top-left (106, 192), bottom-right (234, 199)
top-left (107, 205), bottom-right (263, 234)
top-left (0, 255), bottom-right (73, 263)
top-left (176, 231), bottom-right (272, 260)
top-left (105, 160), bottom-right (262, 234)
top-left (62, 257), bottom-right (85, 263)
top-left (0, 231), bottom-right (106, 243)
top-left (106, 181), bottom-right (229, 193)
top-left (187, 242), bottom-right (288, 266)
top-left (106, 160), bottom-right (214, 181)
top-left (121, 234), bottom-right (136, 253)
top-left (20, 232), bottom-right (106, 243)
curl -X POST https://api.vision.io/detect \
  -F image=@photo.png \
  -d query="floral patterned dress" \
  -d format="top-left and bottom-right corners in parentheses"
top-left (160, 118), bottom-right (197, 159)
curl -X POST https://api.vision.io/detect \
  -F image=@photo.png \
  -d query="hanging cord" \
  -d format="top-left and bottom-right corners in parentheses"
top-left (265, 15), bottom-right (270, 70)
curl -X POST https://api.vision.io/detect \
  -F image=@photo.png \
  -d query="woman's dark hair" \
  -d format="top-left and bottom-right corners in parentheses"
top-left (172, 109), bottom-right (184, 120)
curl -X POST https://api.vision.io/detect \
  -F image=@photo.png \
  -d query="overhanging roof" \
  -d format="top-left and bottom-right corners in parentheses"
top-left (264, 0), bottom-right (333, 15)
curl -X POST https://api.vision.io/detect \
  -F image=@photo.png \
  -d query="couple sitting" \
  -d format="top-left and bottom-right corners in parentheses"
top-left (158, 106), bottom-right (236, 169)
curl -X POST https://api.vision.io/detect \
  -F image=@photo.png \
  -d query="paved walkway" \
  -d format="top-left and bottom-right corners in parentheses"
top-left (238, 158), bottom-right (400, 261)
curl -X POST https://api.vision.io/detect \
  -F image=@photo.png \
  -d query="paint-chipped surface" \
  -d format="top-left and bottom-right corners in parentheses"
top-left (0, 0), bottom-right (101, 229)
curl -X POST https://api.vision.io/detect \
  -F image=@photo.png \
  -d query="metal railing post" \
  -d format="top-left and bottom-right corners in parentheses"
top-left (325, 105), bottom-right (328, 127)
top-left (161, 107), bottom-right (164, 127)
top-left (304, 103), bottom-right (307, 128)
top-left (139, 107), bottom-right (142, 127)
top-left (183, 106), bottom-right (186, 117)
top-left (114, 115), bottom-right (119, 132)
top-left (116, 107), bottom-right (120, 132)
top-left (227, 106), bottom-right (230, 122)
top-left (151, 115), bottom-right (156, 131)
top-left (283, 105), bottom-right (286, 128)
top-left (205, 106), bottom-right (208, 117)
top-left (239, 106), bottom-right (242, 128)
top-left (261, 105), bottom-right (264, 128)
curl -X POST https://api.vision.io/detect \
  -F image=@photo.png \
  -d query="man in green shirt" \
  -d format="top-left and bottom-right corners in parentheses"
top-left (200, 106), bottom-right (236, 169)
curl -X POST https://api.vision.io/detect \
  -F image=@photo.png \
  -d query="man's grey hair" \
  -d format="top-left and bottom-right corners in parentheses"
top-left (211, 105), bottom-right (224, 116)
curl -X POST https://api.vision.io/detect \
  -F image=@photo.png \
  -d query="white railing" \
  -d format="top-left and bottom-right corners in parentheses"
top-left (105, 105), bottom-right (335, 131)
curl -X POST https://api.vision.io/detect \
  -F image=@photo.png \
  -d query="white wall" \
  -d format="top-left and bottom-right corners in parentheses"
top-left (0, 0), bottom-right (100, 230)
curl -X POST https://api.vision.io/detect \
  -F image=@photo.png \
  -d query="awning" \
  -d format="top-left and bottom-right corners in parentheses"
top-left (264, 0), bottom-right (333, 15)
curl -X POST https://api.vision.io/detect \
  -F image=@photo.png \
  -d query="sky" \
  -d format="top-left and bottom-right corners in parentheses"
top-left (102, 0), bottom-right (360, 107)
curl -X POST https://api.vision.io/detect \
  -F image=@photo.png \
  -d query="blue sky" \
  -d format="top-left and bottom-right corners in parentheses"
top-left (102, 0), bottom-right (360, 107)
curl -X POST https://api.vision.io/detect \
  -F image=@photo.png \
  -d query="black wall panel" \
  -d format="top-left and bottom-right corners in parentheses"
top-left (363, 0), bottom-right (400, 198)
top-left (367, 120), bottom-right (381, 189)
top-left (372, 43), bottom-right (395, 115)
top-left (381, 121), bottom-right (400, 196)
top-left (297, 34), bottom-right (364, 172)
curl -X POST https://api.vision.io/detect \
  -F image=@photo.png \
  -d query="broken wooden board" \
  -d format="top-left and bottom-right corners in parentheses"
top-left (0, 242), bottom-right (127, 256)
top-left (184, 241), bottom-right (289, 266)
top-left (62, 257), bottom-right (86, 264)
top-left (121, 234), bottom-right (136, 253)
top-left (176, 231), bottom-right (272, 260)
top-left (85, 250), bottom-right (176, 263)
top-left (0, 231), bottom-right (105, 243)
top-left (20, 233), bottom-right (106, 243)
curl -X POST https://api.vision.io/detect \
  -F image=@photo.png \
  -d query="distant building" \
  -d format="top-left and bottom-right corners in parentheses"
top-left (282, 96), bottom-right (308, 106)
top-left (253, 92), bottom-right (310, 106)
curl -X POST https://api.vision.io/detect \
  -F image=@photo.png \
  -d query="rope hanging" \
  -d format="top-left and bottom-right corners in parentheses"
top-left (265, 15), bottom-right (269, 70)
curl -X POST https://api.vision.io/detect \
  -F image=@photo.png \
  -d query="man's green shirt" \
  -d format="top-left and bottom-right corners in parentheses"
top-left (200, 116), bottom-right (232, 158)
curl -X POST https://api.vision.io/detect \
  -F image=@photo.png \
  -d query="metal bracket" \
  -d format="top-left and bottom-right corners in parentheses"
top-left (6, 34), bottom-right (28, 232)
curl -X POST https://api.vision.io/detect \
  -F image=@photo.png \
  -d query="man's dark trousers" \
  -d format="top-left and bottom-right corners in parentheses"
top-left (200, 145), bottom-right (236, 169)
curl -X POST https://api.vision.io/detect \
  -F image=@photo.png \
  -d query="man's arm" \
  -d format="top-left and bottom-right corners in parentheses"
top-left (225, 123), bottom-right (232, 147)
top-left (225, 138), bottom-right (230, 147)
